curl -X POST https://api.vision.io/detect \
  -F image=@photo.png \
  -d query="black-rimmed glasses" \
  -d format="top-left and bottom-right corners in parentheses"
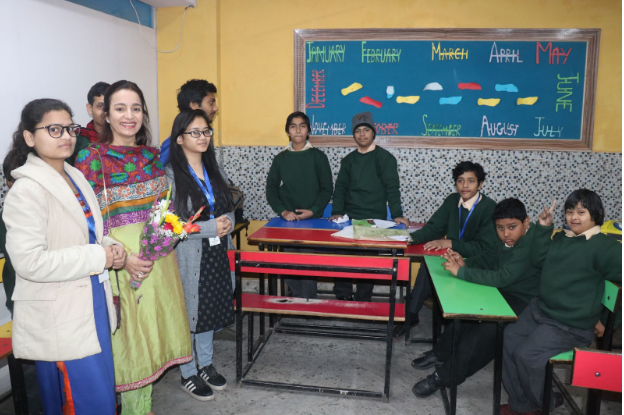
top-left (33, 124), bottom-right (81, 138)
top-left (183, 129), bottom-right (213, 138)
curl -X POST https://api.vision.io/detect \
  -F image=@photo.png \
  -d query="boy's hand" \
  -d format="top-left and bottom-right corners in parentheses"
top-left (442, 253), bottom-right (461, 276)
top-left (281, 210), bottom-right (299, 221)
top-left (538, 199), bottom-right (557, 227)
top-left (424, 239), bottom-right (452, 251)
top-left (594, 320), bottom-right (605, 338)
top-left (295, 209), bottom-right (313, 220)
top-left (329, 214), bottom-right (344, 221)
top-left (444, 249), bottom-right (465, 267)
top-left (393, 216), bottom-right (409, 226)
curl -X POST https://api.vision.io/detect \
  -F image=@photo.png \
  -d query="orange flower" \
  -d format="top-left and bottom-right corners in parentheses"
top-left (183, 223), bottom-right (200, 234)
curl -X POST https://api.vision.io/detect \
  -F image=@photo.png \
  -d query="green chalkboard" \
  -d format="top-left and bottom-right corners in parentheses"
top-left (294, 29), bottom-right (600, 151)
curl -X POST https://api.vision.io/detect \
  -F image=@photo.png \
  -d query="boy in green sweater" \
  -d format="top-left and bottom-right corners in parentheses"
top-left (501, 189), bottom-right (622, 415)
top-left (330, 111), bottom-right (408, 301)
top-left (393, 161), bottom-right (499, 338)
top-left (411, 198), bottom-right (540, 397)
top-left (266, 111), bottom-right (333, 298)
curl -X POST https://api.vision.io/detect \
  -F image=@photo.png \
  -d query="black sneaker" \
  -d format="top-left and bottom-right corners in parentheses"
top-left (199, 364), bottom-right (227, 391)
top-left (180, 375), bottom-right (214, 401)
top-left (336, 295), bottom-right (354, 301)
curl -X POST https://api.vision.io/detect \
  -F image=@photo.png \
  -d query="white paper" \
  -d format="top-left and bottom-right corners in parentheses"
top-left (209, 236), bottom-right (221, 246)
top-left (331, 225), bottom-right (354, 239)
top-left (332, 214), bottom-right (350, 224)
top-left (388, 235), bottom-right (410, 241)
top-left (372, 219), bottom-right (398, 229)
top-left (98, 269), bottom-right (110, 284)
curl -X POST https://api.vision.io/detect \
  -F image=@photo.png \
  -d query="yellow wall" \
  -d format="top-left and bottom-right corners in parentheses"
top-left (157, 0), bottom-right (622, 152)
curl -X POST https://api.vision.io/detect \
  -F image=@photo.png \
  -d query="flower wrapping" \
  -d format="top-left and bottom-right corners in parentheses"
top-left (130, 185), bottom-right (203, 290)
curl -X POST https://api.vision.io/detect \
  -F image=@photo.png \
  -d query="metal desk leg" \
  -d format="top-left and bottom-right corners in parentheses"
top-left (258, 243), bottom-right (265, 337)
top-left (450, 319), bottom-right (461, 415)
top-left (493, 322), bottom-right (504, 415)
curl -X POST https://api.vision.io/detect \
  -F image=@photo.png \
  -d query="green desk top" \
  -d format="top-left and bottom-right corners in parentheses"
top-left (425, 256), bottom-right (517, 322)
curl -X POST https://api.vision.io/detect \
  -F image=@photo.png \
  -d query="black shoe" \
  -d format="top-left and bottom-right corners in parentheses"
top-left (336, 295), bottom-right (354, 301)
top-left (412, 371), bottom-right (444, 398)
top-left (199, 364), bottom-right (227, 391)
top-left (392, 315), bottom-right (419, 340)
top-left (411, 350), bottom-right (443, 370)
top-left (181, 375), bottom-right (214, 401)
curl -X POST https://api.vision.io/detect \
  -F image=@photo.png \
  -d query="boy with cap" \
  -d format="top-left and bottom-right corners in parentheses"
top-left (330, 111), bottom-right (408, 301)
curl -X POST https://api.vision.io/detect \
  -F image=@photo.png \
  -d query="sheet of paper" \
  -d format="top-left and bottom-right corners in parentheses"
top-left (331, 225), bottom-right (354, 239)
top-left (332, 214), bottom-right (350, 224)
top-left (372, 219), bottom-right (398, 229)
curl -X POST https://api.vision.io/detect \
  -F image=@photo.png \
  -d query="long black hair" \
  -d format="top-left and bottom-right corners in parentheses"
top-left (170, 110), bottom-right (232, 221)
top-left (98, 80), bottom-right (151, 146)
top-left (6, 98), bottom-right (73, 182)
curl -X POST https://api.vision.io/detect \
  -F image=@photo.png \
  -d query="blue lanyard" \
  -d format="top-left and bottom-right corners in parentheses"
top-left (188, 163), bottom-right (215, 219)
top-left (458, 194), bottom-right (481, 240)
top-left (67, 173), bottom-right (97, 244)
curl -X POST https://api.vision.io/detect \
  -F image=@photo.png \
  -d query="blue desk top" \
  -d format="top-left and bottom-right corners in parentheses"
top-left (265, 217), bottom-right (406, 230)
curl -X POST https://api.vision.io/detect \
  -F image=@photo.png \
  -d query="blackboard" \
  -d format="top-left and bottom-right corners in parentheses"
top-left (294, 29), bottom-right (600, 151)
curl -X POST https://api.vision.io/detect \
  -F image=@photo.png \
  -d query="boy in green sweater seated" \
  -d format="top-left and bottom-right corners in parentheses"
top-left (393, 161), bottom-right (499, 338)
top-left (330, 111), bottom-right (408, 301)
top-left (501, 189), bottom-right (622, 415)
top-left (411, 198), bottom-right (540, 398)
top-left (266, 111), bottom-right (333, 298)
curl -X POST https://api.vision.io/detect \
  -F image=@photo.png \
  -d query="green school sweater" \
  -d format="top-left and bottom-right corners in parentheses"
top-left (457, 226), bottom-right (540, 304)
top-left (266, 147), bottom-right (333, 217)
top-left (532, 223), bottom-right (622, 330)
top-left (331, 146), bottom-right (402, 220)
top-left (66, 134), bottom-right (90, 167)
top-left (410, 193), bottom-right (498, 257)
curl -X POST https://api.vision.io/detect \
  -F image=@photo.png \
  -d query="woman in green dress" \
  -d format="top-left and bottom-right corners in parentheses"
top-left (76, 80), bottom-right (192, 415)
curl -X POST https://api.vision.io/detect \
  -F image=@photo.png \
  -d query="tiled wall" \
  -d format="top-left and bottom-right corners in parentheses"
top-left (0, 147), bottom-right (620, 229)
top-left (219, 146), bottom-right (622, 228)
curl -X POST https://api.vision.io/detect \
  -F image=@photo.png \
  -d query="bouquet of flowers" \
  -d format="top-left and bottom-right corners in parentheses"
top-left (130, 185), bottom-right (204, 290)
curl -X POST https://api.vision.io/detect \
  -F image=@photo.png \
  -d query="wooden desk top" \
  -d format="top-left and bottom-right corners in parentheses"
top-left (404, 244), bottom-right (447, 258)
top-left (248, 227), bottom-right (408, 250)
top-left (425, 256), bottom-right (516, 322)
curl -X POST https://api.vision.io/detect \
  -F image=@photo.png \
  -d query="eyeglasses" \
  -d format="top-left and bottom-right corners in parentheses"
top-left (33, 124), bottom-right (81, 138)
top-left (183, 129), bottom-right (213, 139)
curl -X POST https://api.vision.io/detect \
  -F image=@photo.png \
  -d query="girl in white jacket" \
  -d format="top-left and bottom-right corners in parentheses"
top-left (3, 99), bottom-right (126, 415)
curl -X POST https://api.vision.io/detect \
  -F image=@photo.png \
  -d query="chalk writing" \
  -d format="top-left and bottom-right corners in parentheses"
top-left (536, 42), bottom-right (572, 65)
top-left (306, 70), bottom-right (325, 109)
top-left (432, 42), bottom-right (469, 60)
top-left (375, 123), bottom-right (400, 135)
top-left (480, 115), bottom-right (519, 137)
top-left (556, 73), bottom-right (579, 112)
top-left (311, 115), bottom-right (347, 136)
top-left (421, 115), bottom-right (461, 136)
top-left (489, 42), bottom-right (523, 63)
top-left (533, 117), bottom-right (563, 137)
top-left (306, 42), bottom-right (346, 63)
top-left (361, 41), bottom-right (401, 63)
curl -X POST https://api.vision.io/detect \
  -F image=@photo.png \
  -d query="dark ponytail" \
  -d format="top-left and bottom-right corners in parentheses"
top-left (5, 99), bottom-right (73, 182)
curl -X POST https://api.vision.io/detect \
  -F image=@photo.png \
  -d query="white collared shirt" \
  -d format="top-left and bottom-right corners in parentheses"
top-left (458, 192), bottom-right (481, 210)
top-left (563, 225), bottom-right (601, 240)
top-left (284, 141), bottom-right (313, 152)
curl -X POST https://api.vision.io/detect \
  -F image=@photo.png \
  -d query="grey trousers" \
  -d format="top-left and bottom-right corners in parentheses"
top-left (502, 298), bottom-right (594, 412)
top-left (284, 247), bottom-right (317, 299)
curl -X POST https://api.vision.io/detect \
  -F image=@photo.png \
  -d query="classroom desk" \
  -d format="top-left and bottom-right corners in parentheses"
top-left (246, 217), bottom-right (412, 343)
top-left (424, 255), bottom-right (517, 415)
top-left (231, 220), bottom-right (250, 250)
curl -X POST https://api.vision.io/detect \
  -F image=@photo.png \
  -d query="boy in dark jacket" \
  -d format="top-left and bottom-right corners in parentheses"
top-left (411, 198), bottom-right (539, 397)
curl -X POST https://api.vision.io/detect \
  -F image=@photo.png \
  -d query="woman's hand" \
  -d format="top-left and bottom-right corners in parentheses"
top-left (424, 239), bottom-right (452, 251)
top-left (281, 210), bottom-right (298, 221)
top-left (110, 245), bottom-right (127, 269)
top-left (538, 199), bottom-right (557, 227)
top-left (295, 209), bottom-right (313, 220)
top-left (216, 215), bottom-right (233, 238)
top-left (393, 216), bottom-right (409, 226)
top-left (124, 253), bottom-right (154, 282)
top-left (103, 246), bottom-right (115, 269)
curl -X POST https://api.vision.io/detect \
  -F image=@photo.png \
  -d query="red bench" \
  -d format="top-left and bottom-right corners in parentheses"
top-left (228, 250), bottom-right (411, 402)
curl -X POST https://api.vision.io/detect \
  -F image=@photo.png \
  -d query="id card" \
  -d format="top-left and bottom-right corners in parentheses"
top-left (98, 269), bottom-right (110, 284)
top-left (209, 237), bottom-right (221, 246)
